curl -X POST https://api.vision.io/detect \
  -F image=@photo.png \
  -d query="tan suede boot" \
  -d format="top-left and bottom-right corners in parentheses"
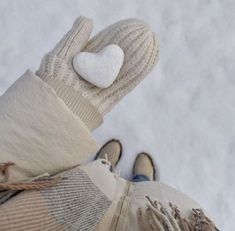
top-left (95, 139), bottom-right (122, 168)
top-left (132, 153), bottom-right (157, 181)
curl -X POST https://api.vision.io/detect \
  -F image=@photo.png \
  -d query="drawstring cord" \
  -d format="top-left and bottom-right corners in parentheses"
top-left (0, 176), bottom-right (63, 191)
top-left (0, 162), bottom-right (63, 191)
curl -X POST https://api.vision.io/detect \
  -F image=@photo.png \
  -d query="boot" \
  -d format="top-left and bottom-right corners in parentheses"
top-left (132, 153), bottom-right (157, 181)
top-left (95, 139), bottom-right (122, 169)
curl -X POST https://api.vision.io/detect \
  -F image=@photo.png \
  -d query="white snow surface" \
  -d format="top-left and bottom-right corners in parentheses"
top-left (0, 1), bottom-right (234, 230)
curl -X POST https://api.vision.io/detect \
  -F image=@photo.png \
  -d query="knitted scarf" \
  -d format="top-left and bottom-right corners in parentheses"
top-left (0, 163), bottom-right (220, 231)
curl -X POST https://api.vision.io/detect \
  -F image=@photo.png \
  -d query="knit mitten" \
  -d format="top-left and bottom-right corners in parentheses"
top-left (37, 16), bottom-right (159, 131)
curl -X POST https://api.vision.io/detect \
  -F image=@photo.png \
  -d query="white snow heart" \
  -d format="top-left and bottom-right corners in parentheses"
top-left (73, 44), bottom-right (124, 89)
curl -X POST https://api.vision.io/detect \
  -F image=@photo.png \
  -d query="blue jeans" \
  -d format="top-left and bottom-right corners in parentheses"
top-left (132, 174), bottom-right (150, 182)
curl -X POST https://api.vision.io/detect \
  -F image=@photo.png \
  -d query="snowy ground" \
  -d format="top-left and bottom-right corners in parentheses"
top-left (0, 0), bottom-right (234, 230)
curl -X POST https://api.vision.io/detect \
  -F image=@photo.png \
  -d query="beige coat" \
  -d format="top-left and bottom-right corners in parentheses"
top-left (0, 70), bottom-right (99, 182)
top-left (0, 70), bottom-right (217, 231)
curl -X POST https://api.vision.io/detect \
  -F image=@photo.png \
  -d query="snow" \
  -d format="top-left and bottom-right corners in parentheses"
top-left (0, 0), bottom-right (234, 230)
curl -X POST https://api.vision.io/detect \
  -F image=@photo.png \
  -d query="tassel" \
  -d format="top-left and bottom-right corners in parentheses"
top-left (137, 196), bottom-right (220, 231)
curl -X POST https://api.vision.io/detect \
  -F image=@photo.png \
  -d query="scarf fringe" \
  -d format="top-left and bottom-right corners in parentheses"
top-left (137, 196), bottom-right (220, 231)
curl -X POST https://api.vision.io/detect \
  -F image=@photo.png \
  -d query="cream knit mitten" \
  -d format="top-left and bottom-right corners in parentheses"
top-left (37, 16), bottom-right (159, 131)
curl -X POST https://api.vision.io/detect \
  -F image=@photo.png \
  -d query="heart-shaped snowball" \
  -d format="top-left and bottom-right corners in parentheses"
top-left (73, 44), bottom-right (124, 88)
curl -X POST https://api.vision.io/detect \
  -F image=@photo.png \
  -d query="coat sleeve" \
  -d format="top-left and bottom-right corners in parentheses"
top-left (0, 70), bottom-right (100, 181)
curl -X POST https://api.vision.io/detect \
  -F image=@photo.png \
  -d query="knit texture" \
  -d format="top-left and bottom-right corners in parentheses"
top-left (0, 168), bottom-right (111, 231)
top-left (37, 16), bottom-right (159, 131)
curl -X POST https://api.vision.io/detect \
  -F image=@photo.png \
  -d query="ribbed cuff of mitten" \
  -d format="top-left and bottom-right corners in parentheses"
top-left (39, 73), bottom-right (103, 131)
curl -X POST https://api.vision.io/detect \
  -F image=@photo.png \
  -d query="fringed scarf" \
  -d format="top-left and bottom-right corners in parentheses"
top-left (137, 196), bottom-right (220, 231)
